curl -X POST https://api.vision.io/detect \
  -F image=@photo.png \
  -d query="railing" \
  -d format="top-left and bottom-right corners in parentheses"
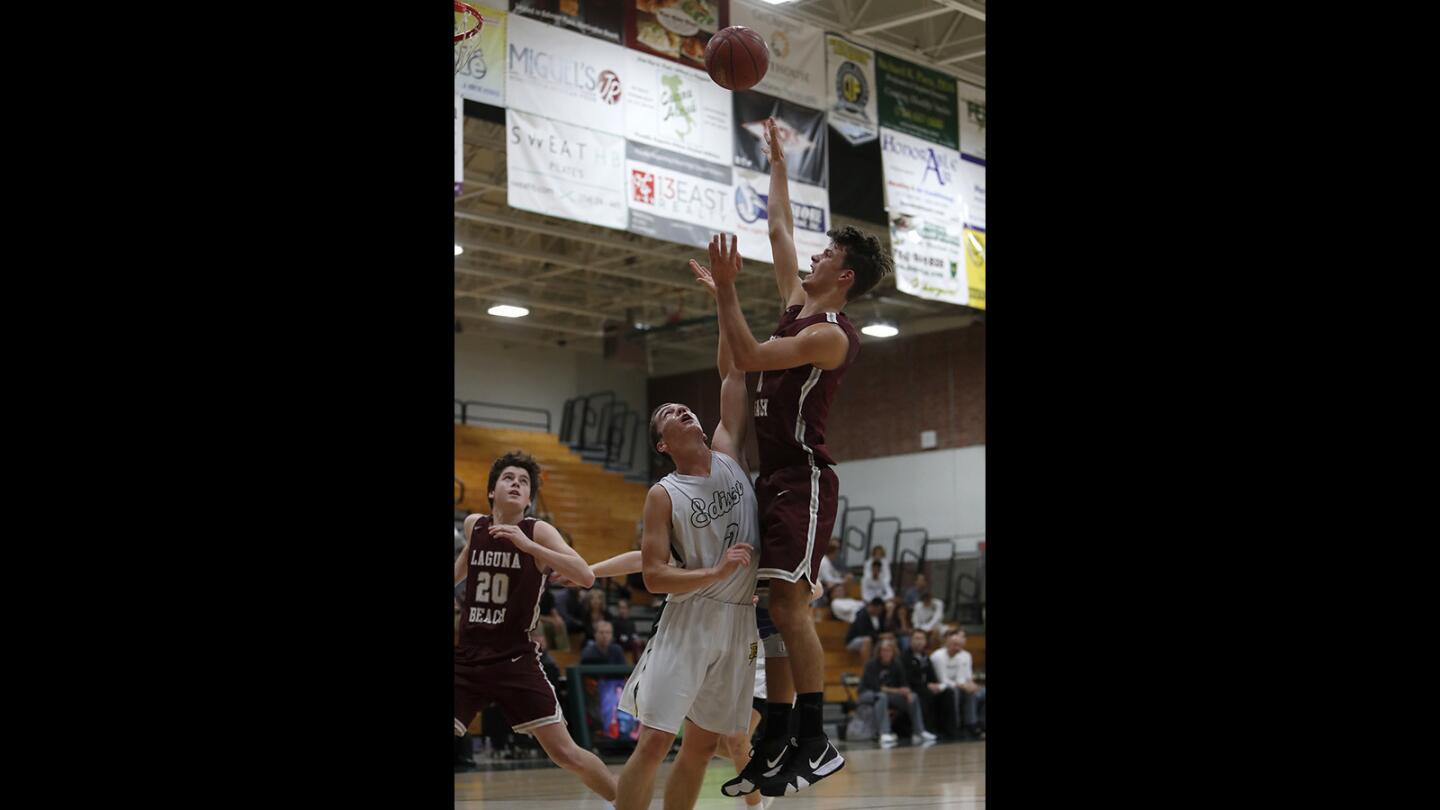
top-left (454, 399), bottom-right (552, 432)
top-left (560, 391), bottom-right (645, 478)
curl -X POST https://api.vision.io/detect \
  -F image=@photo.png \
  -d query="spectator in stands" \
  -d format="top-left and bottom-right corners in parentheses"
top-left (579, 620), bottom-right (627, 666)
top-left (555, 585), bottom-right (589, 635)
top-left (828, 583), bottom-right (865, 624)
top-left (931, 630), bottom-right (985, 740)
top-left (859, 638), bottom-right (937, 747)
top-left (902, 572), bottom-right (931, 610)
top-left (892, 602), bottom-right (915, 653)
top-left (536, 586), bottom-right (571, 651)
top-left (610, 599), bottom-right (644, 662)
top-left (911, 591), bottom-right (952, 649)
top-left (861, 560), bottom-right (897, 624)
top-left (581, 589), bottom-right (615, 642)
top-left (868, 545), bottom-right (893, 588)
top-left (845, 597), bottom-right (889, 662)
top-left (818, 539), bottom-right (853, 596)
top-left (905, 629), bottom-right (956, 738)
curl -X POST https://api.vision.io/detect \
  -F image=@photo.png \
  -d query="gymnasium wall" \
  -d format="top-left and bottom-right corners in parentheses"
top-left (455, 333), bottom-right (649, 439)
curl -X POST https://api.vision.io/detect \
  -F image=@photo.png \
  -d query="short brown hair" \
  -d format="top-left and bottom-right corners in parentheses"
top-left (827, 225), bottom-right (892, 301)
top-left (487, 450), bottom-right (541, 508)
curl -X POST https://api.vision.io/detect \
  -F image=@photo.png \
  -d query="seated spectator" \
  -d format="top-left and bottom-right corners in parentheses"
top-left (581, 589), bottom-right (615, 642)
top-left (536, 587), bottom-right (571, 651)
top-left (892, 602), bottom-right (915, 652)
top-left (610, 599), bottom-right (644, 662)
top-left (902, 572), bottom-right (931, 610)
top-left (868, 545), bottom-right (893, 588)
top-left (817, 539), bottom-right (853, 599)
top-left (579, 620), bottom-right (627, 666)
top-left (911, 591), bottom-right (952, 648)
top-left (905, 629), bottom-right (958, 738)
top-left (828, 584), bottom-right (865, 624)
top-left (931, 629), bottom-right (986, 740)
top-left (555, 585), bottom-right (589, 635)
top-left (859, 639), bottom-right (937, 747)
top-left (845, 597), bottom-right (889, 662)
top-left (861, 560), bottom-right (897, 623)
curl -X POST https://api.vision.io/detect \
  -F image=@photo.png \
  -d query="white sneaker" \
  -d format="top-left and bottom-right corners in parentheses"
top-left (879, 733), bottom-right (898, 747)
top-left (919, 731), bottom-right (938, 742)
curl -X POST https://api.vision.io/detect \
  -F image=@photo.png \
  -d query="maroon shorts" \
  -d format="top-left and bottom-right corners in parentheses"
top-left (454, 644), bottom-right (564, 737)
top-left (755, 464), bottom-right (838, 585)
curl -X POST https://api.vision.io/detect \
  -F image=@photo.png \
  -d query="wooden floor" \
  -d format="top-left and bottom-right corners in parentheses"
top-left (456, 739), bottom-right (985, 809)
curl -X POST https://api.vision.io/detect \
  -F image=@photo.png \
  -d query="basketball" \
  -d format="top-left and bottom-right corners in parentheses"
top-left (704, 26), bottom-right (769, 91)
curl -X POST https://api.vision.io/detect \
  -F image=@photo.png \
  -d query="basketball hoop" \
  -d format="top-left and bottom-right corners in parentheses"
top-left (454, 2), bottom-right (484, 77)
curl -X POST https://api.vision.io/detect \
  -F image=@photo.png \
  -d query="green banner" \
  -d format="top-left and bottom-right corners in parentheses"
top-left (875, 51), bottom-right (958, 150)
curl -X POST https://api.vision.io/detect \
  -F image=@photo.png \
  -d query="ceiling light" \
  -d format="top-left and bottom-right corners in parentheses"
top-left (759, 0), bottom-right (796, 5)
top-left (487, 304), bottom-right (529, 318)
top-left (454, 244), bottom-right (464, 256)
top-left (861, 323), bottom-right (899, 338)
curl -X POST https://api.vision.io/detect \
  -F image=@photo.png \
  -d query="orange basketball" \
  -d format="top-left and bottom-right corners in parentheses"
top-left (704, 26), bottom-right (769, 91)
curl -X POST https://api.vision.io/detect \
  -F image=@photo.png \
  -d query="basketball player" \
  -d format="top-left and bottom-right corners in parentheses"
top-left (454, 451), bottom-right (619, 804)
top-left (708, 117), bottom-right (893, 798)
top-left (605, 340), bottom-right (762, 810)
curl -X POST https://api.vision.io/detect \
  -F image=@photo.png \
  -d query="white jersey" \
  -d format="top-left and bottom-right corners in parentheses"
top-left (656, 450), bottom-right (760, 606)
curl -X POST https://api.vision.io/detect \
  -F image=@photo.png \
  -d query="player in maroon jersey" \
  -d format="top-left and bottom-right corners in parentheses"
top-left (704, 118), bottom-right (893, 798)
top-left (454, 450), bottom-right (618, 802)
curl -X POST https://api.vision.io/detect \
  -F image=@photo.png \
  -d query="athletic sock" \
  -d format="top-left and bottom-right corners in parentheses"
top-left (763, 702), bottom-right (792, 744)
top-left (796, 692), bottom-right (824, 741)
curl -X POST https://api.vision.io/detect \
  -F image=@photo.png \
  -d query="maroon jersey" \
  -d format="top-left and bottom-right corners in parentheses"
top-left (457, 516), bottom-right (547, 665)
top-left (753, 306), bottom-right (861, 476)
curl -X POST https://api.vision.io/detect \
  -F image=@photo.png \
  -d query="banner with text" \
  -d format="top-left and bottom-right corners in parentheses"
top-left (506, 13), bottom-right (628, 136)
top-left (731, 3), bottom-right (827, 110)
top-left (506, 108), bottom-right (629, 230)
top-left (876, 51), bottom-right (957, 150)
top-left (624, 50), bottom-right (733, 165)
top-left (825, 35), bottom-right (878, 145)
top-left (957, 82), bottom-right (986, 163)
top-left (455, 94), bottom-right (465, 196)
top-left (881, 126), bottom-right (969, 307)
top-left (731, 166), bottom-right (830, 267)
top-left (626, 0), bottom-right (727, 68)
top-left (455, 4), bottom-right (507, 106)
top-left (626, 141), bottom-right (733, 249)
top-left (509, 0), bottom-right (623, 45)
top-left (959, 155), bottom-right (985, 309)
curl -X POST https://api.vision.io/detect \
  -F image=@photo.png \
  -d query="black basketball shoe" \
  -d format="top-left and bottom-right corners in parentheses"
top-left (721, 735), bottom-right (793, 797)
top-left (757, 734), bottom-right (845, 797)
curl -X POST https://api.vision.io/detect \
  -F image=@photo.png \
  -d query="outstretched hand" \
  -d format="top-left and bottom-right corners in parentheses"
top-left (687, 258), bottom-right (717, 300)
top-left (708, 233), bottom-right (742, 287)
top-left (764, 117), bottom-right (786, 167)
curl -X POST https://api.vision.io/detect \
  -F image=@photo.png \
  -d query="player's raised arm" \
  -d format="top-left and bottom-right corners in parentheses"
top-left (641, 484), bottom-right (750, 594)
top-left (710, 233), bottom-right (848, 372)
top-left (765, 118), bottom-right (806, 310)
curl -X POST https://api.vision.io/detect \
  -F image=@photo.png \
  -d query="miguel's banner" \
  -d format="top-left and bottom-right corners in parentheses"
top-left (505, 13), bottom-right (628, 136)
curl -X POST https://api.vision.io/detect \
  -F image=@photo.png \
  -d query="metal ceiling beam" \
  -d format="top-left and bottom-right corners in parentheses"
top-left (939, 48), bottom-right (985, 64)
top-left (854, 6), bottom-right (953, 35)
top-left (735, 0), bottom-right (984, 87)
top-left (928, 12), bottom-right (965, 54)
top-left (931, 0), bottom-right (985, 23)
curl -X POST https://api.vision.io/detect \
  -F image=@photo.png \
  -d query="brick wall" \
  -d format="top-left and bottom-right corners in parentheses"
top-left (647, 323), bottom-right (985, 476)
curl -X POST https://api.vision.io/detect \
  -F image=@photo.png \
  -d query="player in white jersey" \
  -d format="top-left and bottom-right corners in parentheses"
top-left (582, 335), bottom-right (760, 810)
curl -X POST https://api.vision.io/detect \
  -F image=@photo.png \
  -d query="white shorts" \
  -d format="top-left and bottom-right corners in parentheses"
top-left (620, 595), bottom-right (758, 737)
